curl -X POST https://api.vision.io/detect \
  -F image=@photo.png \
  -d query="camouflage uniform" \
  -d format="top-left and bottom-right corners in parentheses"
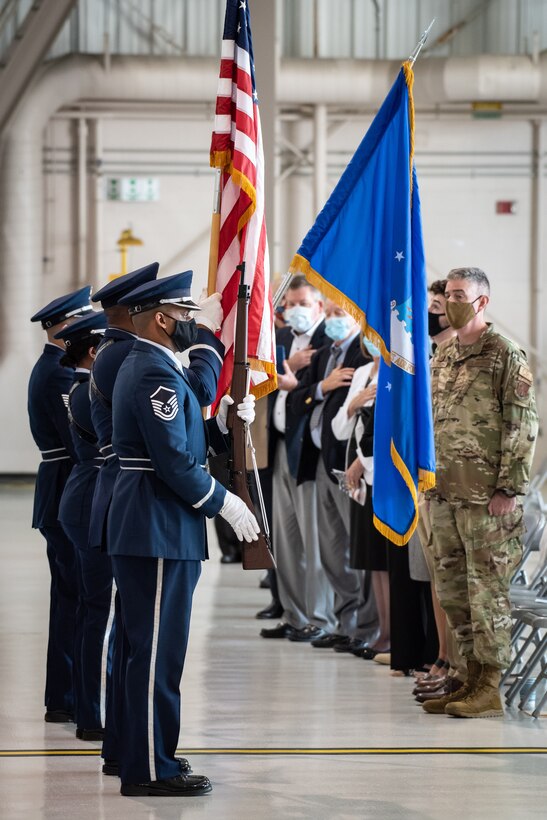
top-left (427, 324), bottom-right (538, 669)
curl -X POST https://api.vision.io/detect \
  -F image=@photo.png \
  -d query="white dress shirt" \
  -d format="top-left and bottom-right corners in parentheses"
top-left (331, 361), bottom-right (378, 482)
top-left (272, 315), bottom-right (324, 434)
top-left (309, 328), bottom-right (360, 449)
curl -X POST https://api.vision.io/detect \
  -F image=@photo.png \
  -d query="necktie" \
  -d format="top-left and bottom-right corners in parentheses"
top-left (310, 345), bottom-right (342, 447)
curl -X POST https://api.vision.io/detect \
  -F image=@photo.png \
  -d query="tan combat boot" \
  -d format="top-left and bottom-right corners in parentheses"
top-left (422, 659), bottom-right (481, 715)
top-left (444, 664), bottom-right (504, 718)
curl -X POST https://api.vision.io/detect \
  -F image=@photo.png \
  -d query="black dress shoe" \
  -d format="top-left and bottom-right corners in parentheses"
top-left (120, 774), bottom-right (212, 797)
top-left (311, 633), bottom-right (349, 649)
top-left (76, 727), bottom-right (104, 741)
top-left (357, 647), bottom-right (379, 660)
top-left (44, 710), bottom-right (74, 723)
top-left (334, 638), bottom-right (368, 655)
top-left (220, 553), bottom-right (241, 564)
top-left (288, 625), bottom-right (328, 643)
top-left (103, 757), bottom-right (192, 777)
top-left (255, 601), bottom-right (284, 620)
top-left (260, 622), bottom-right (297, 639)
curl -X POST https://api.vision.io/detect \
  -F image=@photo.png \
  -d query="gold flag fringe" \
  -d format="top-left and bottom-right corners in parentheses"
top-left (249, 358), bottom-right (278, 400)
top-left (402, 60), bottom-right (415, 194)
top-left (289, 254), bottom-right (391, 365)
top-left (210, 149), bottom-right (232, 169)
top-left (289, 64), bottom-right (433, 545)
top-left (372, 441), bottom-right (418, 545)
top-left (418, 469), bottom-right (436, 492)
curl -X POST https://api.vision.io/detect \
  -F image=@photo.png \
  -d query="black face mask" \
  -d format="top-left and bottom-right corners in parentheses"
top-left (428, 311), bottom-right (446, 338)
top-left (162, 315), bottom-right (198, 353)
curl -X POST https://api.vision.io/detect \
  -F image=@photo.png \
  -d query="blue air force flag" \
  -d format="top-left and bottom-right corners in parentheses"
top-left (290, 63), bottom-right (435, 544)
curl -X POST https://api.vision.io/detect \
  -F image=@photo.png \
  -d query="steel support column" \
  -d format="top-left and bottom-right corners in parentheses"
top-left (0, 0), bottom-right (77, 131)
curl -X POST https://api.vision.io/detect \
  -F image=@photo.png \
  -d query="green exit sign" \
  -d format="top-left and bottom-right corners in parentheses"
top-left (106, 177), bottom-right (160, 202)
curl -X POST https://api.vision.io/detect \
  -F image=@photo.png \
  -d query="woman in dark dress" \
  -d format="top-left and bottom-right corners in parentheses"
top-left (333, 340), bottom-right (437, 673)
top-left (332, 344), bottom-right (390, 655)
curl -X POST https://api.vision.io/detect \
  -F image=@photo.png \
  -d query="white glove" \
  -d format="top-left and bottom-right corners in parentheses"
top-left (216, 393), bottom-right (256, 434)
top-left (219, 491), bottom-right (260, 542)
top-left (197, 289), bottom-right (223, 333)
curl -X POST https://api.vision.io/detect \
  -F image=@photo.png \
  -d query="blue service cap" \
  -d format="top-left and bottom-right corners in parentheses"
top-left (92, 262), bottom-right (160, 308)
top-left (119, 270), bottom-right (201, 315)
top-left (53, 310), bottom-right (108, 346)
top-left (30, 286), bottom-right (93, 329)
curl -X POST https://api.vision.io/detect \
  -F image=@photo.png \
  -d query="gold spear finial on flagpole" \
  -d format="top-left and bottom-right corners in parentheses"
top-left (408, 18), bottom-right (435, 65)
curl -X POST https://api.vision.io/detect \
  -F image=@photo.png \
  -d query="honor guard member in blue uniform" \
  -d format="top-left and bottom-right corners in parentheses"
top-left (89, 262), bottom-right (223, 777)
top-left (109, 271), bottom-right (259, 797)
top-left (55, 311), bottom-right (112, 742)
top-left (28, 286), bottom-right (93, 722)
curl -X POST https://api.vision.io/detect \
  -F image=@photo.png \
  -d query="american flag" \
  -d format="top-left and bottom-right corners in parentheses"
top-left (209, 0), bottom-right (276, 409)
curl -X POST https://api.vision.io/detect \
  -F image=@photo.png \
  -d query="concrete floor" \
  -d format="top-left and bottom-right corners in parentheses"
top-left (1, 484), bottom-right (546, 819)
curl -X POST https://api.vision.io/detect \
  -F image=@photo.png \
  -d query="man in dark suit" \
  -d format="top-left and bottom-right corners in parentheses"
top-left (289, 299), bottom-right (378, 649)
top-left (28, 286), bottom-right (93, 723)
top-left (261, 276), bottom-right (335, 641)
top-left (108, 271), bottom-right (258, 796)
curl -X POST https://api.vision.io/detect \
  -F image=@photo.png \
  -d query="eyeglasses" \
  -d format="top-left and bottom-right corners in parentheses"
top-left (161, 310), bottom-right (193, 323)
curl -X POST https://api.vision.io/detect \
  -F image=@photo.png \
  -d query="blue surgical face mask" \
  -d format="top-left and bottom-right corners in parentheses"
top-left (284, 305), bottom-right (315, 334)
top-left (325, 316), bottom-right (352, 342)
top-left (363, 337), bottom-right (381, 358)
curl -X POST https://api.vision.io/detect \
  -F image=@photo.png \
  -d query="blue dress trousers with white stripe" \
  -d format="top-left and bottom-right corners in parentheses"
top-left (108, 340), bottom-right (226, 784)
top-left (58, 369), bottom-right (114, 733)
top-left (27, 344), bottom-right (78, 714)
top-left (89, 327), bottom-right (137, 764)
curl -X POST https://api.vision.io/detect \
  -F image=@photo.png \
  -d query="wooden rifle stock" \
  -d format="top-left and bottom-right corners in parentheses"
top-left (227, 264), bottom-right (275, 570)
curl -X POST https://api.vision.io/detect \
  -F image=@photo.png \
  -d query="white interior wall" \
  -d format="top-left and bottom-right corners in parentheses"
top-left (10, 105), bottom-right (547, 473)
top-left (42, 111), bottom-right (540, 345)
top-left (44, 115), bottom-right (215, 301)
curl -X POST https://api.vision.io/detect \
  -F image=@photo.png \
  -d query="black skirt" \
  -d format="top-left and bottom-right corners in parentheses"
top-left (349, 488), bottom-right (389, 571)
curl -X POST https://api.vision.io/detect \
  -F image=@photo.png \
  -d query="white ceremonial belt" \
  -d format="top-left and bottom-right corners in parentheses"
top-left (41, 447), bottom-right (70, 462)
top-left (119, 456), bottom-right (154, 472)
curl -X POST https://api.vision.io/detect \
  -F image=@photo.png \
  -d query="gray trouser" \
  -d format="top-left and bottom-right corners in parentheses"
top-left (316, 457), bottom-right (378, 640)
top-left (273, 440), bottom-right (335, 631)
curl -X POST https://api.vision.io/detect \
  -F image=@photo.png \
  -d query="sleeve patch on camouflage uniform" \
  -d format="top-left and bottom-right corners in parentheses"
top-left (516, 365), bottom-right (533, 398)
top-left (150, 386), bottom-right (179, 421)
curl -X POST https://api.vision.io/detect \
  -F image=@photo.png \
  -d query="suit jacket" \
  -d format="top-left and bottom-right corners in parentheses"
top-left (289, 333), bottom-right (369, 485)
top-left (27, 344), bottom-right (76, 528)
top-left (107, 341), bottom-right (227, 560)
top-left (267, 319), bottom-right (329, 478)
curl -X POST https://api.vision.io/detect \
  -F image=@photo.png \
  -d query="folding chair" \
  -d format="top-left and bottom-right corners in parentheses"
top-left (504, 608), bottom-right (547, 716)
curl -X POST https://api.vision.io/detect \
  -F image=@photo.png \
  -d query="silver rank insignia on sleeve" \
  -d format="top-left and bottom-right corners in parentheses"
top-left (150, 386), bottom-right (179, 421)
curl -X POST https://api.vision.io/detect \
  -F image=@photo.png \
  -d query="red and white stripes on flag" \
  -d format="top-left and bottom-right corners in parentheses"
top-left (209, 0), bottom-right (276, 409)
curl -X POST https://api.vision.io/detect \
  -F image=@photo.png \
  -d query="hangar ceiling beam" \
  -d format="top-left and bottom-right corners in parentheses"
top-left (0, 0), bottom-right (77, 131)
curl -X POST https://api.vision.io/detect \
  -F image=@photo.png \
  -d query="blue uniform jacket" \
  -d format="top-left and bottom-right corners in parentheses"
top-left (89, 328), bottom-right (136, 548)
top-left (89, 326), bottom-right (224, 549)
top-left (58, 371), bottom-right (103, 537)
top-left (107, 341), bottom-right (227, 560)
top-left (28, 344), bottom-right (76, 528)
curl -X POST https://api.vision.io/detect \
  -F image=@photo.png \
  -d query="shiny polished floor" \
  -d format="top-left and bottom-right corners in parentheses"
top-left (1, 484), bottom-right (546, 819)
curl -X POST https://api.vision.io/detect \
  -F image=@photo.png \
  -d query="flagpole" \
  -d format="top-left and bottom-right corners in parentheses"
top-left (272, 270), bottom-right (293, 310)
top-left (207, 167), bottom-right (222, 296)
top-left (408, 18), bottom-right (435, 65)
top-left (276, 23), bottom-right (436, 310)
